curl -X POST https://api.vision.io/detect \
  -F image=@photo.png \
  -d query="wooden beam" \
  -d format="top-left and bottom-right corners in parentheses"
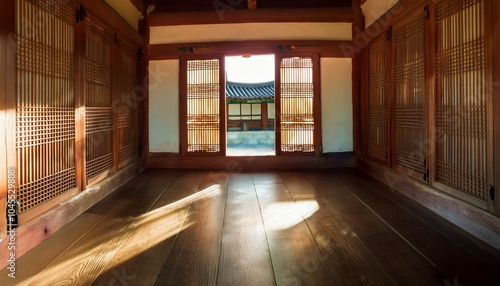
top-left (149, 40), bottom-right (354, 60)
top-left (148, 7), bottom-right (354, 26)
top-left (248, 0), bottom-right (257, 10)
top-left (351, 0), bottom-right (364, 157)
top-left (80, 0), bottom-right (144, 47)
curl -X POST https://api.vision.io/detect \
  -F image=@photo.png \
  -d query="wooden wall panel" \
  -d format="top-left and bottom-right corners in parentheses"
top-left (392, 11), bottom-right (426, 179)
top-left (15, 0), bottom-right (78, 213)
top-left (434, 0), bottom-right (490, 200)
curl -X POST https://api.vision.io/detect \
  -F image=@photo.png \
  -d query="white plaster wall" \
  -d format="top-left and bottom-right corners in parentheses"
top-left (321, 58), bottom-right (353, 153)
top-left (105, 0), bottom-right (142, 31)
top-left (150, 23), bottom-right (352, 45)
top-left (149, 60), bottom-right (179, 153)
top-left (362, 0), bottom-right (400, 28)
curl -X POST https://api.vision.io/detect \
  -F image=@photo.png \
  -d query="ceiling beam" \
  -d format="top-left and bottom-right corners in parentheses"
top-left (149, 7), bottom-right (354, 26)
top-left (248, 0), bottom-right (257, 10)
top-left (149, 40), bottom-right (353, 60)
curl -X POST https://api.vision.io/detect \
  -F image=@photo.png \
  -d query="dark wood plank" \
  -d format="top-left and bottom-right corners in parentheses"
top-left (154, 171), bottom-right (229, 285)
top-left (279, 171), bottom-right (394, 285)
top-left (91, 170), bottom-right (205, 286)
top-left (216, 172), bottom-right (275, 286)
top-left (254, 177), bottom-right (336, 285)
top-left (25, 169), bottom-right (177, 285)
top-left (306, 170), bottom-right (446, 285)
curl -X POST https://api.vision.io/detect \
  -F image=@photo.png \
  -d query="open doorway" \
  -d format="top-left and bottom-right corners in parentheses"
top-left (225, 54), bottom-right (275, 156)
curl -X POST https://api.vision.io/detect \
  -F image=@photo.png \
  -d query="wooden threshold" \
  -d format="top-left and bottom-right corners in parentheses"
top-left (147, 152), bottom-right (356, 170)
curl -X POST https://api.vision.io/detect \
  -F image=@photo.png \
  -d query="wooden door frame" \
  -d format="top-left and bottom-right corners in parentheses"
top-left (275, 53), bottom-right (322, 156)
top-left (179, 55), bottom-right (226, 156)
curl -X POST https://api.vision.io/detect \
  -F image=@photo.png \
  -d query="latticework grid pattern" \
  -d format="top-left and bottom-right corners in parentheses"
top-left (15, 0), bottom-right (77, 213)
top-left (367, 38), bottom-right (388, 161)
top-left (435, 0), bottom-right (488, 199)
top-left (186, 59), bottom-right (221, 153)
top-left (85, 18), bottom-right (113, 181)
top-left (393, 12), bottom-right (426, 175)
top-left (116, 38), bottom-right (138, 164)
top-left (279, 57), bottom-right (314, 153)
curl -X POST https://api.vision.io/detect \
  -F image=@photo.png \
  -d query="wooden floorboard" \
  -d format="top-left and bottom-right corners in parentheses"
top-left (306, 170), bottom-right (447, 285)
top-left (254, 180), bottom-right (336, 285)
top-left (2, 168), bottom-right (500, 286)
top-left (154, 171), bottom-right (229, 285)
top-left (279, 171), bottom-right (394, 285)
top-left (216, 173), bottom-right (275, 286)
top-left (26, 169), bottom-right (176, 285)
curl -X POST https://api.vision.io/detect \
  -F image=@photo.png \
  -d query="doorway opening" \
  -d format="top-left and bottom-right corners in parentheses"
top-left (225, 54), bottom-right (275, 156)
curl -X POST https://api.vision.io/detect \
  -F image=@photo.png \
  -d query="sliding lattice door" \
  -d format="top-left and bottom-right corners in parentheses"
top-left (277, 56), bottom-right (319, 155)
top-left (392, 12), bottom-right (426, 179)
top-left (435, 0), bottom-right (490, 200)
top-left (367, 36), bottom-right (389, 163)
top-left (15, 0), bottom-right (78, 213)
top-left (85, 17), bottom-right (113, 183)
top-left (181, 57), bottom-right (225, 155)
top-left (116, 38), bottom-right (138, 167)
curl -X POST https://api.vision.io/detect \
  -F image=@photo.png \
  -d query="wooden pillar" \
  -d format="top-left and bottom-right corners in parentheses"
top-left (492, 0), bottom-right (500, 216)
top-left (137, 13), bottom-right (149, 158)
top-left (352, 0), bottom-right (364, 157)
top-left (74, 20), bottom-right (86, 190)
top-left (261, 102), bottom-right (268, 130)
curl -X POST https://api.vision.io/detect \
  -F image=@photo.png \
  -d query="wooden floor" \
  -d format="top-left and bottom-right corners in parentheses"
top-left (2, 169), bottom-right (500, 286)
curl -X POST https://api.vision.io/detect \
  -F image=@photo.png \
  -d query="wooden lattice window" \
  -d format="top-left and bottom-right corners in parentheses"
top-left (435, 0), bottom-right (489, 200)
top-left (85, 17), bottom-right (113, 182)
top-left (15, 0), bottom-right (78, 213)
top-left (116, 38), bottom-right (138, 167)
top-left (392, 12), bottom-right (426, 177)
top-left (367, 36), bottom-right (389, 162)
top-left (277, 56), bottom-right (318, 154)
top-left (182, 58), bottom-right (224, 155)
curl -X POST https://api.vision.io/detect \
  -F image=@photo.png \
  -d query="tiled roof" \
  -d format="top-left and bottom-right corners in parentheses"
top-left (226, 81), bottom-right (275, 101)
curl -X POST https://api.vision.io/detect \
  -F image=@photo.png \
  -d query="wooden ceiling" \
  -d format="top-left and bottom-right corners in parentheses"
top-left (143, 0), bottom-right (353, 13)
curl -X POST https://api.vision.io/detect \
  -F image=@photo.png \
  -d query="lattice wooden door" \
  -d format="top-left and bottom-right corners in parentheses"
top-left (15, 0), bottom-right (78, 213)
top-left (435, 0), bottom-right (492, 201)
top-left (84, 17), bottom-right (113, 184)
top-left (181, 57), bottom-right (225, 155)
top-left (276, 56), bottom-right (320, 155)
top-left (392, 11), bottom-right (426, 179)
top-left (116, 37), bottom-right (139, 167)
top-left (366, 35), bottom-right (389, 163)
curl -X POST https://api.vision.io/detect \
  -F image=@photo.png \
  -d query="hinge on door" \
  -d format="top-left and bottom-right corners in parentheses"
top-left (424, 5), bottom-right (430, 20)
top-left (114, 32), bottom-right (117, 45)
top-left (386, 27), bottom-right (392, 42)
top-left (490, 185), bottom-right (495, 201)
top-left (76, 4), bottom-right (86, 23)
